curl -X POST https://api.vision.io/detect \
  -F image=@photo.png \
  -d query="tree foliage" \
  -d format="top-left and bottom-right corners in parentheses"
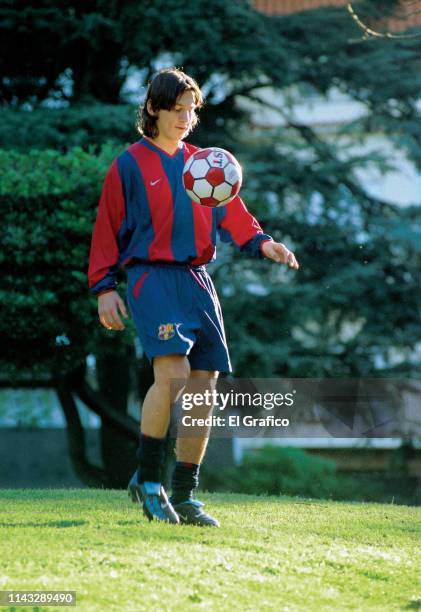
top-left (1, 0), bottom-right (420, 378)
top-left (0, 145), bottom-right (129, 378)
top-left (2, 1), bottom-right (421, 485)
top-left (0, 105), bottom-right (137, 151)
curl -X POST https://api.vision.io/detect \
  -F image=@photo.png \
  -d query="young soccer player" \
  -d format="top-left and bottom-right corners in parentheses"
top-left (88, 67), bottom-right (299, 527)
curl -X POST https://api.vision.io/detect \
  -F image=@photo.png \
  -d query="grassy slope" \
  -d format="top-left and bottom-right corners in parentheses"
top-left (0, 490), bottom-right (420, 611)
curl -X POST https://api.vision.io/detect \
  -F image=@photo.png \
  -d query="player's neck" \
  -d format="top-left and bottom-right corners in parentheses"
top-left (145, 135), bottom-right (181, 156)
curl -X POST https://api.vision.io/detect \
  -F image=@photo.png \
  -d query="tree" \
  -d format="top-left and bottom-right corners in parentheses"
top-left (1, 0), bottom-right (129, 104)
top-left (1, 1), bottom-right (420, 485)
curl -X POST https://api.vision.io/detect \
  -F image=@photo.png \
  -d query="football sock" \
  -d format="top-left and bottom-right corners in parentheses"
top-left (171, 461), bottom-right (200, 505)
top-left (136, 433), bottom-right (166, 484)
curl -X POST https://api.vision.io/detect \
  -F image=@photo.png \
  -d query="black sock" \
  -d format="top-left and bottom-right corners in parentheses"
top-left (136, 433), bottom-right (166, 484)
top-left (171, 461), bottom-right (200, 505)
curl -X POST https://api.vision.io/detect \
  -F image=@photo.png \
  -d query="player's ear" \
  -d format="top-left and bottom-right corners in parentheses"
top-left (146, 100), bottom-right (157, 116)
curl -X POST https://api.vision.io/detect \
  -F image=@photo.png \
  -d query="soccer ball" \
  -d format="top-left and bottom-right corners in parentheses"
top-left (182, 147), bottom-right (242, 207)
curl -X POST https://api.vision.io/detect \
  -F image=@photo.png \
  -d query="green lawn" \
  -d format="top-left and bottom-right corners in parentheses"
top-left (0, 490), bottom-right (420, 611)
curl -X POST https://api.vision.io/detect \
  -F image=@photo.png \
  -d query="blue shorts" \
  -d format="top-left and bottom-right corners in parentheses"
top-left (126, 262), bottom-right (232, 373)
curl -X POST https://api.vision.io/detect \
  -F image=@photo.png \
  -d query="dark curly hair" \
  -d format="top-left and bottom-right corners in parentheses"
top-left (136, 68), bottom-right (203, 139)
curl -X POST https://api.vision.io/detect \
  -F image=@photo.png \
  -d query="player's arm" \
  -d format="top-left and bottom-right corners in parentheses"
top-left (88, 160), bottom-right (129, 331)
top-left (216, 195), bottom-right (299, 269)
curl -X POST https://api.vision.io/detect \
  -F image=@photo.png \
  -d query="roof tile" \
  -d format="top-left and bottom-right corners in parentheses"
top-left (253, 0), bottom-right (348, 15)
top-left (252, 1), bottom-right (421, 31)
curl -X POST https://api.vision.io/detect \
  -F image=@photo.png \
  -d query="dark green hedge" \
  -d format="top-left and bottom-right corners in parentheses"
top-left (200, 445), bottom-right (419, 505)
top-left (0, 145), bottom-right (134, 380)
top-left (0, 105), bottom-right (138, 152)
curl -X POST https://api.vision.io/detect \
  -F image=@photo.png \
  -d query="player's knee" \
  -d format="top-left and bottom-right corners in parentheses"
top-left (187, 370), bottom-right (219, 400)
top-left (153, 354), bottom-right (190, 390)
top-left (190, 370), bottom-right (219, 391)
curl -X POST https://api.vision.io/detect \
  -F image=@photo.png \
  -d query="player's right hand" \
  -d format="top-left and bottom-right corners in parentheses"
top-left (98, 291), bottom-right (129, 331)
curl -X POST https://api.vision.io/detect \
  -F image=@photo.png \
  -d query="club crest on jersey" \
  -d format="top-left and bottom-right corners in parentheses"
top-left (158, 323), bottom-right (175, 340)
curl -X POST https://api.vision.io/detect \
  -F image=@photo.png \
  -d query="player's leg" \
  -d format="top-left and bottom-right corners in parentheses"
top-left (128, 354), bottom-right (190, 524)
top-left (174, 369), bottom-right (218, 464)
top-left (169, 268), bottom-right (231, 527)
top-left (126, 263), bottom-right (224, 524)
top-left (171, 369), bottom-right (221, 527)
top-left (141, 354), bottom-right (190, 439)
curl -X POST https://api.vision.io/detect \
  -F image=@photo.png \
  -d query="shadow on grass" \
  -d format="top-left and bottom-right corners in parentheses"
top-left (404, 600), bottom-right (421, 610)
top-left (357, 569), bottom-right (389, 581)
top-left (203, 493), bottom-right (331, 506)
top-left (0, 520), bottom-right (87, 528)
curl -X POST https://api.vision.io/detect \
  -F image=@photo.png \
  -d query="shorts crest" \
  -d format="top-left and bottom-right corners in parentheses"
top-left (158, 323), bottom-right (175, 340)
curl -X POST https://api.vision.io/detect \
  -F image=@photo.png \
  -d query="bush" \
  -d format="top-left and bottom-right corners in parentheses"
top-left (0, 144), bottom-right (134, 380)
top-left (202, 445), bottom-right (339, 498)
top-left (0, 105), bottom-right (138, 152)
top-left (200, 445), bottom-right (419, 505)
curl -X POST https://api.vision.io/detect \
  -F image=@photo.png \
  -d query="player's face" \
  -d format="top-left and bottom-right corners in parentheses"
top-left (155, 89), bottom-right (197, 144)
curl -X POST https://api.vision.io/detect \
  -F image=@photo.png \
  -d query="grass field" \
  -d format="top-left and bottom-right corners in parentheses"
top-left (0, 490), bottom-right (420, 611)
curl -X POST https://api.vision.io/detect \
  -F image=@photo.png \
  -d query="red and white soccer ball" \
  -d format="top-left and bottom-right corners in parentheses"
top-left (182, 147), bottom-right (242, 207)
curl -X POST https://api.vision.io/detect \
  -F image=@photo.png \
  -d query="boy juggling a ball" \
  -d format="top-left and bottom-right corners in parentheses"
top-left (88, 67), bottom-right (299, 527)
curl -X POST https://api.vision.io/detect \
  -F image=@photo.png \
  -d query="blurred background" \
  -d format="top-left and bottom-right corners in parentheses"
top-left (1, 0), bottom-right (420, 504)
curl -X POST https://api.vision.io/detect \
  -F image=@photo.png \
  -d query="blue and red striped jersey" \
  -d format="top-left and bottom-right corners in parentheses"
top-left (88, 137), bottom-right (272, 295)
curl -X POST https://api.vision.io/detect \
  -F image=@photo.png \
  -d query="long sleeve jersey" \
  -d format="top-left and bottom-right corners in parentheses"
top-left (88, 137), bottom-right (272, 295)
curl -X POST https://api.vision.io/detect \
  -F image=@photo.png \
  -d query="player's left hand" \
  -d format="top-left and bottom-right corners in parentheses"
top-left (261, 240), bottom-right (299, 269)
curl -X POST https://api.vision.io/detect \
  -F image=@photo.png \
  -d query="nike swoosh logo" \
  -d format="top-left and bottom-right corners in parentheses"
top-left (150, 178), bottom-right (161, 186)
